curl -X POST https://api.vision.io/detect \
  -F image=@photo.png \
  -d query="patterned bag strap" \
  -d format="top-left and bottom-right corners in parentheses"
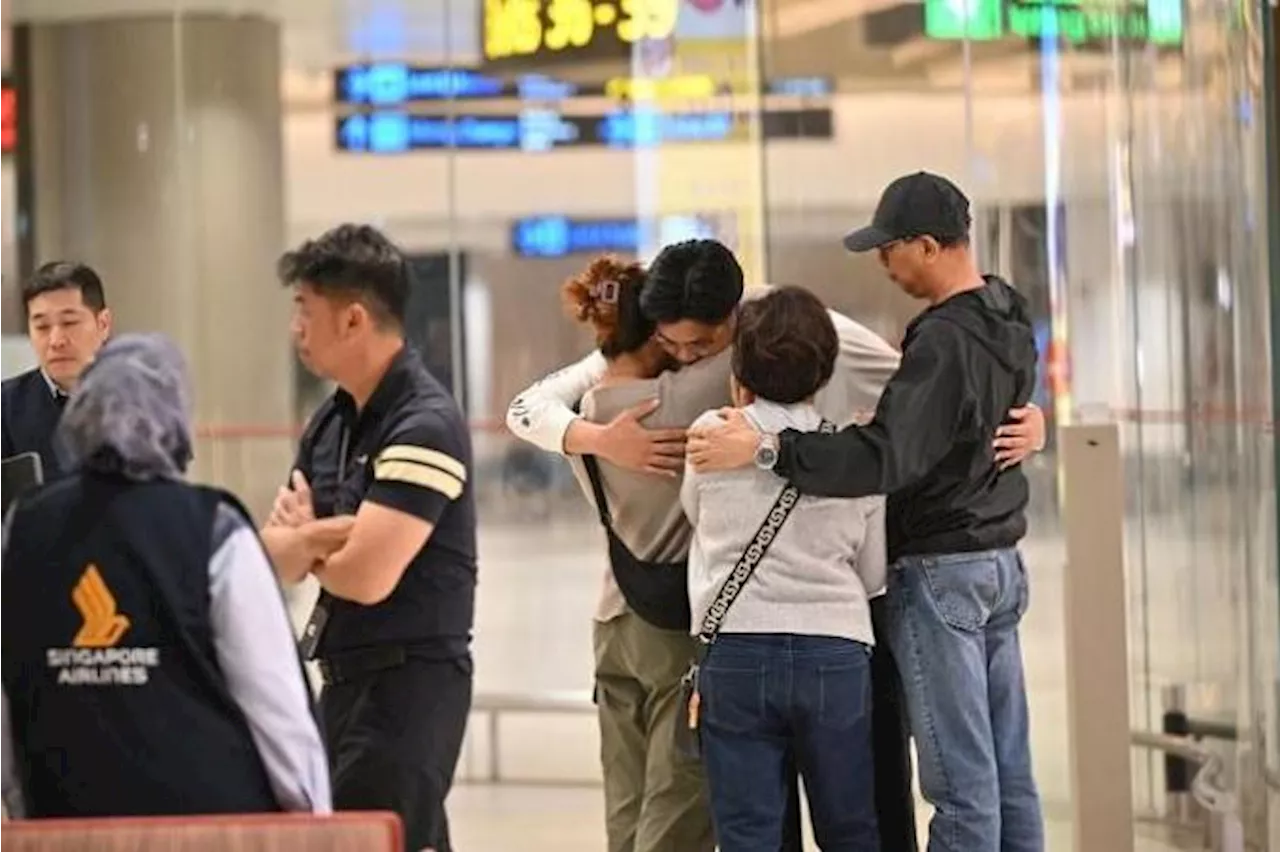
top-left (694, 419), bottom-right (835, 646)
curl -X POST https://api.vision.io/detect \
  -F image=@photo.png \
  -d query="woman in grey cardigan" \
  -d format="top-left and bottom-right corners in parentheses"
top-left (681, 287), bottom-right (885, 852)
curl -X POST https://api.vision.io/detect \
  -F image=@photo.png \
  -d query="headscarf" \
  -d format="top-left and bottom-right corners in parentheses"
top-left (56, 333), bottom-right (193, 481)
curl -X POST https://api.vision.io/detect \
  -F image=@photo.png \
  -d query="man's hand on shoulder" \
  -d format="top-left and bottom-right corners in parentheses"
top-left (993, 402), bottom-right (1047, 469)
top-left (570, 399), bottom-right (687, 477)
top-left (687, 408), bottom-right (759, 473)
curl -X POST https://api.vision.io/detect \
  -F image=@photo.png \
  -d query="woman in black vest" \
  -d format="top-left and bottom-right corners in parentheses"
top-left (1, 333), bottom-right (334, 819)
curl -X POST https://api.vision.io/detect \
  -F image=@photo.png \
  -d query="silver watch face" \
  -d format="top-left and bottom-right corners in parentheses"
top-left (754, 445), bottom-right (778, 470)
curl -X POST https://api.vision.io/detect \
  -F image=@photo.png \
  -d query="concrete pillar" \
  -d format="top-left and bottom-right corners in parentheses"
top-left (25, 13), bottom-right (292, 514)
top-left (1061, 423), bottom-right (1136, 852)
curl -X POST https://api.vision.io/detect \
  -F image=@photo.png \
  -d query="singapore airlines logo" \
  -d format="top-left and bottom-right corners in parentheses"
top-left (46, 564), bottom-right (157, 686)
top-left (71, 565), bottom-right (131, 648)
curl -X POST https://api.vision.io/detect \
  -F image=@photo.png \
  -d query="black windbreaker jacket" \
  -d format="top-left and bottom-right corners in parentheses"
top-left (774, 275), bottom-right (1038, 560)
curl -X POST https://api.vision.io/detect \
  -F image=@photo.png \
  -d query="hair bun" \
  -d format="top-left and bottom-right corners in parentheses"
top-left (561, 254), bottom-right (648, 352)
top-left (568, 284), bottom-right (616, 324)
top-left (564, 257), bottom-right (632, 318)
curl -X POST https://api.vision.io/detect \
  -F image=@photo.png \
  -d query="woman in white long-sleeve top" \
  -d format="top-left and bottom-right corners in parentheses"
top-left (1, 333), bottom-right (334, 819)
top-left (681, 287), bottom-right (886, 852)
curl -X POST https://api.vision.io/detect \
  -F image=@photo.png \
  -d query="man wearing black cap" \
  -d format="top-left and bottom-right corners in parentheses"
top-left (689, 172), bottom-right (1046, 852)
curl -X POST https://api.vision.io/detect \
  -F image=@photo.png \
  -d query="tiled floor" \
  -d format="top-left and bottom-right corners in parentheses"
top-left (445, 785), bottom-right (1206, 851)
top-left (289, 487), bottom-right (1242, 850)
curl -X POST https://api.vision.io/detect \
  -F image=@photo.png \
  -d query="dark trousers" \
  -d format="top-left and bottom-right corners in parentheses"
top-left (321, 655), bottom-right (472, 852)
top-left (701, 635), bottom-right (879, 852)
top-left (868, 602), bottom-right (919, 852)
top-left (780, 601), bottom-right (918, 852)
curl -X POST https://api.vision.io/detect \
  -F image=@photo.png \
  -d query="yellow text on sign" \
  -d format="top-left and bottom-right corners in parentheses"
top-left (606, 74), bottom-right (718, 101)
top-left (484, 0), bottom-right (679, 60)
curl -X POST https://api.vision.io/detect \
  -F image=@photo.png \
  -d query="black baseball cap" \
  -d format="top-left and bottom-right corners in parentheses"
top-left (843, 171), bottom-right (972, 253)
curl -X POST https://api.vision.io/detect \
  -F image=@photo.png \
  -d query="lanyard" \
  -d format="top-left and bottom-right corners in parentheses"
top-left (299, 418), bottom-right (356, 660)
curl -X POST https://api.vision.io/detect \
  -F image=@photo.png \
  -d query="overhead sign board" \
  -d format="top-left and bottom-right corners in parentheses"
top-left (333, 63), bottom-right (833, 105)
top-left (510, 214), bottom-right (720, 257)
top-left (334, 107), bottom-right (832, 154)
top-left (924, 0), bottom-right (1183, 46)
top-left (482, 0), bottom-right (680, 66)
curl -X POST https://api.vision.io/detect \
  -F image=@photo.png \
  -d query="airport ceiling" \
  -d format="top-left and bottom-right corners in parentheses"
top-left (276, 1), bottom-right (953, 65)
top-left (1, 0), bottom-right (1134, 94)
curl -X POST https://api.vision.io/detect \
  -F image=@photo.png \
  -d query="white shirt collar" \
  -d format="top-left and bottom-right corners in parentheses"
top-left (39, 369), bottom-right (68, 399)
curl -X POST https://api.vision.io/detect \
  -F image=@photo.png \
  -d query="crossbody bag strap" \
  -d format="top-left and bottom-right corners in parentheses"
top-left (580, 455), bottom-right (614, 528)
top-left (694, 419), bottom-right (835, 647)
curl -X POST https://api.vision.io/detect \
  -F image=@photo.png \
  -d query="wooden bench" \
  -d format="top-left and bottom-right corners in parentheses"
top-left (1, 811), bottom-right (403, 852)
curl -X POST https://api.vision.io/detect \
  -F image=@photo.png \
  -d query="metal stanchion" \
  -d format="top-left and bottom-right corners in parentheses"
top-left (1131, 731), bottom-right (1242, 851)
top-left (1162, 684), bottom-right (1197, 825)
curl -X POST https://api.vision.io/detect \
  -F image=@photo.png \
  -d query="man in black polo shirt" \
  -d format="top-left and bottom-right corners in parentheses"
top-left (261, 224), bottom-right (476, 852)
top-left (2, 262), bottom-right (112, 478)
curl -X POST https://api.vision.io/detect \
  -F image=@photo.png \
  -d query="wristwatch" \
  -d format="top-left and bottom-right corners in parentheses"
top-left (754, 432), bottom-right (780, 471)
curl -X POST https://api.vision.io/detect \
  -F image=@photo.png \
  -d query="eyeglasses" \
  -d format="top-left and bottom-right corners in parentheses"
top-left (877, 236), bottom-right (923, 262)
top-left (877, 240), bottom-right (903, 263)
top-left (654, 332), bottom-right (719, 362)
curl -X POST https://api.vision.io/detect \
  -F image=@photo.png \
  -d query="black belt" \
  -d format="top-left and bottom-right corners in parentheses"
top-left (316, 645), bottom-right (408, 686)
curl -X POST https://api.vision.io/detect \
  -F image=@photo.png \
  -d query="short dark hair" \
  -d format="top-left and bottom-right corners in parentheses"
top-left (639, 239), bottom-right (743, 325)
top-left (23, 262), bottom-right (107, 312)
top-left (732, 286), bottom-right (837, 405)
top-left (278, 224), bottom-right (408, 327)
top-left (935, 234), bottom-right (970, 249)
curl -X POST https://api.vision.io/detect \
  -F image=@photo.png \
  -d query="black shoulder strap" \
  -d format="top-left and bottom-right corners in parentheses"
top-left (580, 455), bottom-right (613, 529)
top-left (695, 420), bottom-right (835, 646)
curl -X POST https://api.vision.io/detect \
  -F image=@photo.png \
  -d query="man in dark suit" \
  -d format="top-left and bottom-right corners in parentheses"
top-left (1, 262), bottom-right (112, 477)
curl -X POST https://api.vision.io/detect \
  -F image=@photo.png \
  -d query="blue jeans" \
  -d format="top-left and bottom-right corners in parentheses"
top-left (884, 549), bottom-right (1044, 852)
top-left (699, 634), bottom-right (880, 852)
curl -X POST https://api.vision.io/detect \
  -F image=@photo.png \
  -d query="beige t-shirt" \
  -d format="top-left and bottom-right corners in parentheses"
top-left (568, 350), bottom-right (733, 622)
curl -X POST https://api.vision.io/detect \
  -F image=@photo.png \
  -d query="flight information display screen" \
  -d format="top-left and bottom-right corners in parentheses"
top-left (330, 62), bottom-right (835, 155)
top-left (335, 107), bottom-right (832, 153)
top-left (335, 66), bottom-right (511, 104)
top-left (510, 214), bottom-right (720, 257)
top-left (333, 63), bottom-right (833, 105)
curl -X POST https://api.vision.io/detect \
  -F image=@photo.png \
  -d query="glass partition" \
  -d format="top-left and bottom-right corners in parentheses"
top-left (6, 0), bottom-right (1278, 842)
top-left (758, 0), bottom-right (1279, 843)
